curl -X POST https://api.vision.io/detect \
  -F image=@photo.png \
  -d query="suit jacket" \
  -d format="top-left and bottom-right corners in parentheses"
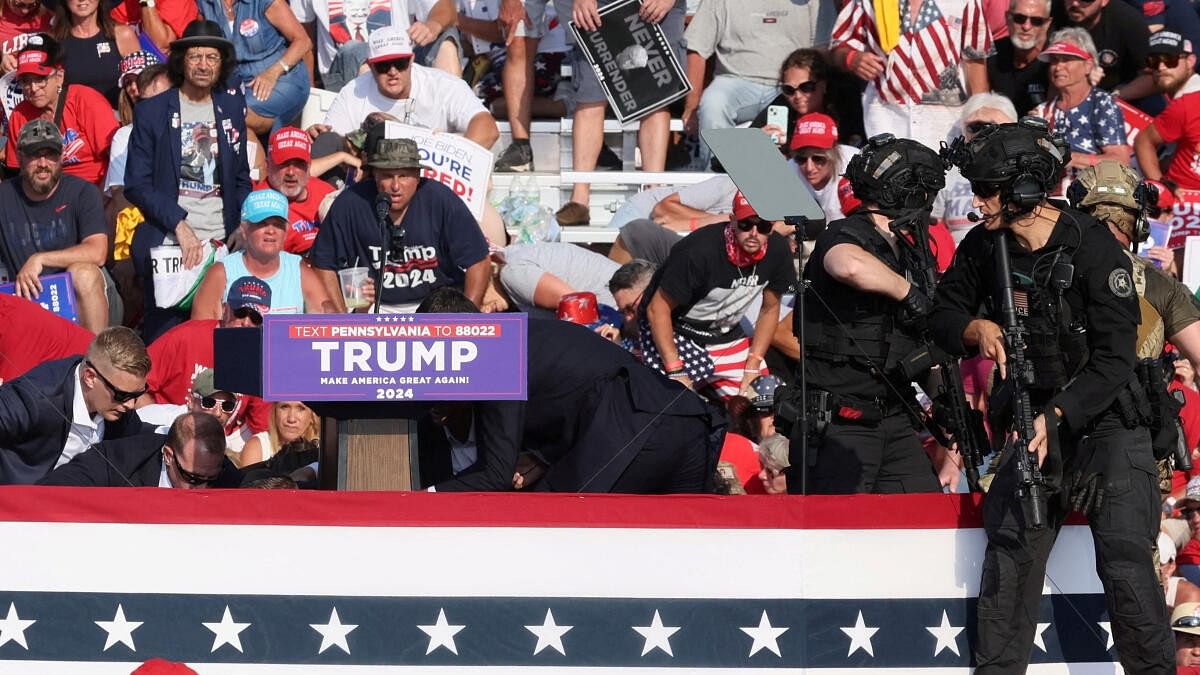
top-left (0, 356), bottom-right (148, 484)
top-left (39, 432), bottom-right (243, 487)
top-left (123, 87), bottom-right (251, 285)
top-left (435, 319), bottom-right (722, 493)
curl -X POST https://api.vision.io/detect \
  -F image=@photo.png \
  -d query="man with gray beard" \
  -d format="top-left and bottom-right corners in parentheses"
top-left (0, 119), bottom-right (111, 333)
top-left (986, 0), bottom-right (1052, 114)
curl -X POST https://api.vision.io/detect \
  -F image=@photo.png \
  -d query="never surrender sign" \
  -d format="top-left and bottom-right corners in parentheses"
top-left (261, 313), bottom-right (527, 402)
top-left (569, 0), bottom-right (690, 123)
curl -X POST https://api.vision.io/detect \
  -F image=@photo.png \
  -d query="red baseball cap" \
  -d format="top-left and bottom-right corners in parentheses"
top-left (269, 126), bottom-right (312, 165)
top-left (790, 113), bottom-right (838, 151)
top-left (837, 176), bottom-right (862, 215)
top-left (732, 191), bottom-right (758, 221)
top-left (16, 49), bottom-right (54, 77)
top-left (1038, 41), bottom-right (1092, 61)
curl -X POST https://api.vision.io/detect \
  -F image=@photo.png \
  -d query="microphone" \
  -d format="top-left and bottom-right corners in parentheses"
top-left (967, 212), bottom-right (983, 222)
top-left (375, 193), bottom-right (392, 223)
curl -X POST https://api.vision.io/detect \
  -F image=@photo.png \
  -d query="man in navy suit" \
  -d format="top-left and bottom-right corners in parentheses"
top-left (124, 19), bottom-right (252, 342)
top-left (0, 327), bottom-right (152, 484)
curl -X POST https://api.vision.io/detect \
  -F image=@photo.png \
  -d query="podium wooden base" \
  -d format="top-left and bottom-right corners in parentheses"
top-left (319, 418), bottom-right (419, 491)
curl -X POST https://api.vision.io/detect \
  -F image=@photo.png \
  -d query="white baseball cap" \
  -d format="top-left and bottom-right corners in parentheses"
top-left (367, 26), bottom-right (414, 64)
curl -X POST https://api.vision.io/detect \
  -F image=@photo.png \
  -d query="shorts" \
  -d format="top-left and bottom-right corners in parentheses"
top-left (617, 218), bottom-right (683, 265)
top-left (569, 1), bottom-right (685, 106)
top-left (477, 52), bottom-right (566, 103)
top-left (511, 0), bottom-right (551, 38)
top-left (413, 26), bottom-right (463, 67)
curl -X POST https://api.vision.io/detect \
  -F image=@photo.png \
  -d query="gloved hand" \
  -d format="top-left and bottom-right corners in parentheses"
top-left (1066, 468), bottom-right (1105, 517)
top-left (898, 286), bottom-right (933, 327)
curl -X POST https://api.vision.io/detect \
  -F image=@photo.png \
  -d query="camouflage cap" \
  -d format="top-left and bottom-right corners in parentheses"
top-left (365, 123), bottom-right (423, 170)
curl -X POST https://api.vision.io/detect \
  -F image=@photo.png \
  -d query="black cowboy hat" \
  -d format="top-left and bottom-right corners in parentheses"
top-left (171, 19), bottom-right (234, 54)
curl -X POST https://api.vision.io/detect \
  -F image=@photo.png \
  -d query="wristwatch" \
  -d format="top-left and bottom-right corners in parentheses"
top-left (278, 59), bottom-right (291, 74)
top-left (139, 0), bottom-right (156, 9)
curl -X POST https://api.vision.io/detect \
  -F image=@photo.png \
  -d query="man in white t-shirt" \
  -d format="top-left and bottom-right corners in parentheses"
top-left (313, 26), bottom-right (498, 149)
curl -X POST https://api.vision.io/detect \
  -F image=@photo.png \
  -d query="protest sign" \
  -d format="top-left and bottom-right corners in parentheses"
top-left (261, 313), bottom-right (527, 402)
top-left (0, 272), bottom-right (79, 322)
top-left (387, 121), bottom-right (493, 221)
top-left (1165, 190), bottom-right (1200, 249)
top-left (569, 0), bottom-right (691, 123)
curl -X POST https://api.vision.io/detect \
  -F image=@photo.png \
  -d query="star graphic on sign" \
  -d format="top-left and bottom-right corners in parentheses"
top-left (1032, 622), bottom-right (1052, 652)
top-left (202, 606), bottom-right (251, 653)
top-left (840, 610), bottom-right (879, 657)
top-left (525, 609), bottom-right (572, 656)
top-left (310, 607), bottom-right (357, 655)
top-left (95, 604), bottom-right (142, 652)
top-left (739, 610), bottom-right (788, 657)
top-left (418, 608), bottom-right (465, 655)
top-left (632, 610), bottom-right (681, 657)
top-left (1098, 621), bottom-right (1114, 650)
top-left (925, 610), bottom-right (964, 657)
top-left (0, 603), bottom-right (35, 650)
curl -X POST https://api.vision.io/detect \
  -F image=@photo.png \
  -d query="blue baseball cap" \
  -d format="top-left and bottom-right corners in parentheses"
top-left (226, 275), bottom-right (272, 317)
top-left (241, 189), bottom-right (289, 224)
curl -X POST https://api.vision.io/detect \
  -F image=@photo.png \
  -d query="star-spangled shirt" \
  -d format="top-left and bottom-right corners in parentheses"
top-left (1033, 88), bottom-right (1128, 155)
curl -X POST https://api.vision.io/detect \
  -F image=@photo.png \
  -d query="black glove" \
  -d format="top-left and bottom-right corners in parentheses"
top-left (1067, 469), bottom-right (1105, 518)
top-left (898, 286), bottom-right (933, 327)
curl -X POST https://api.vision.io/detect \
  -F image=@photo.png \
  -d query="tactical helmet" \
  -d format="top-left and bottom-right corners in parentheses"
top-left (1067, 160), bottom-right (1157, 243)
top-left (942, 116), bottom-right (1070, 213)
top-left (749, 374), bottom-right (784, 411)
top-left (844, 134), bottom-right (947, 215)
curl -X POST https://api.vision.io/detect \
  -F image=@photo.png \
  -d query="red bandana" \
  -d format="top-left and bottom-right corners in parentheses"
top-left (724, 222), bottom-right (767, 267)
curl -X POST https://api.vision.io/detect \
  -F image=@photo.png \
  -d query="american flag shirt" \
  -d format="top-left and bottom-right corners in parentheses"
top-left (1032, 89), bottom-right (1128, 155)
top-left (832, 0), bottom-right (992, 105)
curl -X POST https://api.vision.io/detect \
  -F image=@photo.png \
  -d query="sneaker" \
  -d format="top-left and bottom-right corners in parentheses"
top-left (495, 141), bottom-right (534, 172)
top-left (555, 201), bottom-right (591, 226)
top-left (596, 143), bottom-right (622, 170)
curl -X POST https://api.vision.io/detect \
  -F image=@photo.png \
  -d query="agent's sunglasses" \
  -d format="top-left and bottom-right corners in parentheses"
top-left (736, 218), bottom-right (773, 235)
top-left (1147, 53), bottom-right (1183, 69)
top-left (1009, 12), bottom-right (1049, 26)
top-left (970, 182), bottom-right (1003, 198)
top-left (167, 449), bottom-right (219, 486)
top-left (85, 360), bottom-right (147, 403)
top-left (372, 57), bottom-right (412, 74)
top-left (780, 80), bottom-right (819, 96)
top-left (193, 393), bottom-right (238, 413)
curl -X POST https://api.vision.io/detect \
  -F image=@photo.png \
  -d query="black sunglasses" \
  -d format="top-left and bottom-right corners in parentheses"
top-left (795, 153), bottom-right (830, 167)
top-left (1008, 12), bottom-right (1049, 26)
top-left (780, 80), bottom-right (819, 96)
top-left (233, 306), bottom-right (264, 325)
top-left (966, 120), bottom-right (993, 134)
top-left (1147, 53), bottom-right (1183, 69)
top-left (736, 218), bottom-right (773, 235)
top-left (194, 393), bottom-right (237, 413)
top-left (1175, 615), bottom-right (1200, 628)
top-left (166, 449), bottom-right (219, 486)
top-left (85, 359), bottom-right (146, 403)
top-left (970, 182), bottom-right (1002, 198)
top-left (372, 57), bottom-right (412, 74)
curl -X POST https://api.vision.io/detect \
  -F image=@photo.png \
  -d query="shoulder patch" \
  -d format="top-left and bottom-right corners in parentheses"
top-left (1108, 268), bottom-right (1134, 298)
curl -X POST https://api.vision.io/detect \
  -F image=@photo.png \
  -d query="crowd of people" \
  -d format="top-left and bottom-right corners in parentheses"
top-left (1, 0), bottom-right (1200, 669)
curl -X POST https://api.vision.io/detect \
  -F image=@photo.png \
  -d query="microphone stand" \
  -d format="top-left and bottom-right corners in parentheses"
top-left (373, 194), bottom-right (391, 315)
top-left (785, 215), bottom-right (810, 495)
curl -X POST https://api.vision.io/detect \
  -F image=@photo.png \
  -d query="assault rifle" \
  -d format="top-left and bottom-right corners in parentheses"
top-left (994, 230), bottom-right (1048, 529)
top-left (889, 210), bottom-right (990, 492)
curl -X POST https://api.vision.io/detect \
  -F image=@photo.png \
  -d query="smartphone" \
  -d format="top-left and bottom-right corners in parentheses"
top-left (766, 105), bottom-right (789, 145)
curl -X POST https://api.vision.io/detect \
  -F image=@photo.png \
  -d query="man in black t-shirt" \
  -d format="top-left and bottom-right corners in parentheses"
top-left (309, 129), bottom-right (490, 312)
top-left (641, 192), bottom-right (796, 401)
top-left (0, 120), bottom-right (109, 333)
top-left (1062, 0), bottom-right (1156, 103)
top-left (987, 0), bottom-right (1051, 114)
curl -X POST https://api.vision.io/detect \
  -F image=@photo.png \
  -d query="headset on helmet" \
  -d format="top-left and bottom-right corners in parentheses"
top-left (845, 134), bottom-right (948, 216)
top-left (942, 116), bottom-right (1070, 216)
top-left (1066, 160), bottom-right (1151, 243)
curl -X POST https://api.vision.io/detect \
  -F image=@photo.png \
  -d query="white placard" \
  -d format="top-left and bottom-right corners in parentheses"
top-left (1184, 236), bottom-right (1200, 294)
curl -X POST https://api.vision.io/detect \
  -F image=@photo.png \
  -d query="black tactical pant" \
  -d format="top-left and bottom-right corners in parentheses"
top-left (974, 415), bottom-right (1173, 674)
top-left (807, 412), bottom-right (941, 494)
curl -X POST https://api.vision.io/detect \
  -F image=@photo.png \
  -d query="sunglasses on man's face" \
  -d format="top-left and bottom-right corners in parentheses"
top-left (233, 307), bottom-right (264, 325)
top-left (736, 218), bottom-right (773, 235)
top-left (372, 58), bottom-right (412, 74)
top-left (970, 182), bottom-right (1003, 198)
top-left (779, 80), bottom-right (819, 96)
top-left (194, 393), bottom-right (237, 413)
top-left (166, 448), bottom-right (219, 486)
top-left (86, 360), bottom-right (147, 403)
top-left (1147, 53), bottom-right (1183, 69)
top-left (1175, 615), bottom-right (1200, 629)
top-left (1008, 12), bottom-right (1049, 26)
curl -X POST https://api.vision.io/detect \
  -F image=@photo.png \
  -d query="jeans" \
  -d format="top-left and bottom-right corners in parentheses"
top-left (323, 41), bottom-right (369, 93)
top-left (696, 75), bottom-right (779, 163)
top-left (244, 63), bottom-right (311, 131)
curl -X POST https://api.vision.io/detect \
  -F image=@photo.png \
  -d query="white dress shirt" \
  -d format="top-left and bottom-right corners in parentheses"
top-left (57, 364), bottom-right (105, 469)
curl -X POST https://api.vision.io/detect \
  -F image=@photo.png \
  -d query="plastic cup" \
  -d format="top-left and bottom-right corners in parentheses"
top-left (338, 267), bottom-right (370, 310)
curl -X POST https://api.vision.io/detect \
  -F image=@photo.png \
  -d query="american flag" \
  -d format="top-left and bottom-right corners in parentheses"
top-left (832, 0), bottom-right (993, 105)
top-left (0, 488), bottom-right (1123, 671)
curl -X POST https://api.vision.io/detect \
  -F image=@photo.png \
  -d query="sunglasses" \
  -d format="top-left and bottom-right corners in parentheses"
top-left (193, 393), bottom-right (237, 413)
top-left (233, 306), bottom-right (264, 325)
top-left (1147, 53), bottom-right (1183, 69)
top-left (795, 153), bottom-right (830, 167)
top-left (970, 182), bottom-right (1002, 198)
top-left (965, 120), bottom-right (993, 134)
top-left (1175, 615), bottom-right (1200, 628)
top-left (1008, 12), bottom-right (1049, 26)
top-left (620, 291), bottom-right (645, 317)
top-left (1067, 0), bottom-right (1097, 5)
top-left (166, 449), bottom-right (219, 486)
top-left (85, 359), bottom-right (147, 403)
top-left (372, 57), bottom-right (412, 74)
top-left (779, 80), bottom-right (819, 96)
top-left (736, 218), bottom-right (774, 235)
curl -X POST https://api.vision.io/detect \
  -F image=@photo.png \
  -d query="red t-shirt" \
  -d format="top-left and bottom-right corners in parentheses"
top-left (718, 432), bottom-right (768, 494)
top-left (253, 178), bottom-right (336, 255)
top-left (0, 293), bottom-right (92, 382)
top-left (5, 85), bottom-right (119, 187)
top-left (0, 6), bottom-right (51, 55)
top-left (110, 0), bottom-right (197, 42)
top-left (1154, 90), bottom-right (1200, 190)
top-left (1172, 381), bottom-right (1200, 492)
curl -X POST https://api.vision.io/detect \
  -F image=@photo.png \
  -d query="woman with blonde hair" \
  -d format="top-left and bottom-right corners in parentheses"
top-left (238, 400), bottom-right (318, 466)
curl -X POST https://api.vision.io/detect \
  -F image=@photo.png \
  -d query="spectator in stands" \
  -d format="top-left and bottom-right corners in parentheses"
top-left (552, 0), bottom-right (686, 226)
top-left (0, 293), bottom-right (92, 384)
top-left (752, 49), bottom-right (836, 152)
top-left (40, 410), bottom-right (241, 487)
top-left (311, 130), bottom-right (490, 312)
top-left (409, 0), bottom-right (462, 75)
top-left (0, 326), bottom-right (150, 484)
top-left (1030, 30), bottom-right (1131, 169)
top-left (1135, 32), bottom-right (1200, 192)
top-left (315, 26), bottom-right (498, 149)
top-left (987, 0), bottom-right (1051, 115)
top-left (831, 0), bottom-right (992, 152)
top-left (256, 127), bottom-right (337, 256)
top-left (932, 93), bottom-right (1020, 242)
top-left (494, 240), bottom-right (619, 316)
top-left (192, 190), bottom-right (336, 318)
top-left (136, 366), bottom-right (240, 430)
top-left (238, 400), bottom-right (318, 466)
top-left (7, 35), bottom-right (118, 188)
top-left (609, 173), bottom-right (737, 236)
top-left (419, 287), bottom-right (722, 493)
top-left (682, 0), bottom-right (827, 164)
top-left (608, 258), bottom-right (654, 338)
top-left (1061, 0), bottom-right (1156, 105)
top-left (790, 113), bottom-right (848, 223)
top-left (0, 119), bottom-right (112, 333)
top-left (52, 0), bottom-right (140, 108)
top-left (125, 20), bottom-right (252, 342)
top-left (0, 0), bottom-right (50, 69)
top-left (1162, 532), bottom-right (1200, 610)
top-left (113, 51), bottom-right (161, 132)
top-left (110, 0), bottom-right (197, 52)
top-left (195, 0), bottom-right (311, 135)
top-left (641, 192), bottom-right (796, 401)
top-left (1174, 602), bottom-right (1200, 669)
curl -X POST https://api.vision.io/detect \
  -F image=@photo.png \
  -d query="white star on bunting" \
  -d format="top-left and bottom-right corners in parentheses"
top-left (202, 606), bottom-right (251, 653)
top-left (1098, 621), bottom-right (1114, 650)
top-left (310, 607), bottom-right (357, 655)
top-left (632, 610), bottom-right (680, 657)
top-left (95, 604), bottom-right (142, 652)
top-left (840, 610), bottom-right (879, 657)
top-left (0, 603), bottom-right (35, 650)
top-left (525, 609), bottom-right (572, 656)
top-left (925, 610), bottom-right (964, 657)
top-left (1032, 622), bottom-right (1052, 652)
top-left (739, 610), bottom-right (788, 657)
top-left (418, 608), bottom-right (465, 655)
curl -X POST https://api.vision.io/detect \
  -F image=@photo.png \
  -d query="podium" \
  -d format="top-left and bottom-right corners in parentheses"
top-left (213, 313), bottom-right (529, 490)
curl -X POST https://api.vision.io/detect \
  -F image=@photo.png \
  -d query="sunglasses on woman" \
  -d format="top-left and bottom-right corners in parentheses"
top-left (736, 218), bottom-right (773, 235)
top-left (1008, 12), bottom-right (1049, 26)
top-left (779, 80), bottom-right (819, 96)
top-left (372, 57), bottom-right (412, 74)
top-left (193, 393), bottom-right (238, 413)
top-left (1147, 53), bottom-right (1183, 69)
top-left (795, 153), bottom-right (830, 167)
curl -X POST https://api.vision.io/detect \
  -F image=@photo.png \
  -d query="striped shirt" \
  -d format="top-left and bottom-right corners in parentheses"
top-left (832, 0), bottom-right (992, 105)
